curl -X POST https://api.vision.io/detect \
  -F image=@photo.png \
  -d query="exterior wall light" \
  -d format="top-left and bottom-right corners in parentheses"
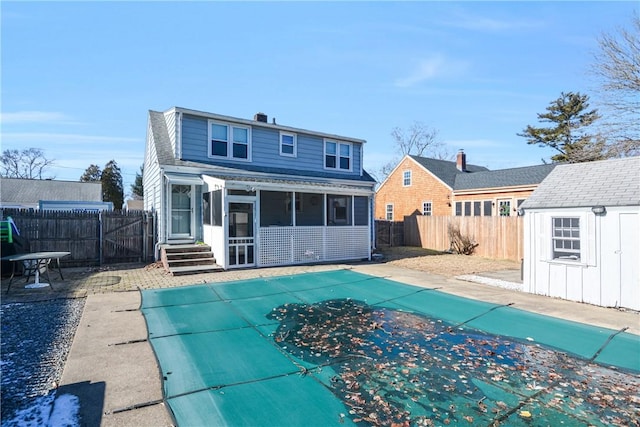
top-left (517, 208), bottom-right (525, 216)
top-left (591, 205), bottom-right (606, 215)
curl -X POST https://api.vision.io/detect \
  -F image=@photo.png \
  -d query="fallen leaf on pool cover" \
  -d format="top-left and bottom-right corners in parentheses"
top-left (267, 299), bottom-right (640, 426)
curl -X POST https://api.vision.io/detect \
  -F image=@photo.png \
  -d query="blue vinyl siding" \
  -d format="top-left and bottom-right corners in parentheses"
top-left (180, 115), bottom-right (362, 176)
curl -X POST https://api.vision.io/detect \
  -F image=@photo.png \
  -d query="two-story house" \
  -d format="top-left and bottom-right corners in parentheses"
top-left (144, 107), bottom-right (376, 270)
top-left (375, 151), bottom-right (556, 220)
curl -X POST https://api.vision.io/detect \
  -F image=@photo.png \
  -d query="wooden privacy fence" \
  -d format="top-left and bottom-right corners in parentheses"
top-left (404, 215), bottom-right (524, 261)
top-left (375, 220), bottom-right (404, 247)
top-left (0, 209), bottom-right (156, 267)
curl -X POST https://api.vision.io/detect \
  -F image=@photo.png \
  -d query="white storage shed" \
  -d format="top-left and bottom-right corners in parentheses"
top-left (521, 157), bottom-right (640, 311)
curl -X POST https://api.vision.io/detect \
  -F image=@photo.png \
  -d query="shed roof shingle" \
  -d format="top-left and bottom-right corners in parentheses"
top-left (521, 157), bottom-right (640, 209)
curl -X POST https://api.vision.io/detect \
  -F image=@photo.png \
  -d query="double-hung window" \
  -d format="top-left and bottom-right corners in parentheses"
top-left (325, 140), bottom-right (352, 171)
top-left (386, 204), bottom-right (394, 221)
top-left (552, 217), bottom-right (581, 261)
top-left (403, 170), bottom-right (412, 186)
top-left (209, 121), bottom-right (251, 161)
top-left (280, 132), bottom-right (296, 157)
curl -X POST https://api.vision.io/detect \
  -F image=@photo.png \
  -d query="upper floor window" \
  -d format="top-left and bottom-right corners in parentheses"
top-left (209, 121), bottom-right (251, 161)
top-left (552, 217), bottom-right (581, 261)
top-left (280, 132), bottom-right (297, 157)
top-left (325, 140), bottom-right (352, 171)
top-left (386, 204), bottom-right (394, 221)
top-left (403, 170), bottom-right (412, 186)
top-left (498, 199), bottom-right (511, 216)
top-left (422, 201), bottom-right (432, 216)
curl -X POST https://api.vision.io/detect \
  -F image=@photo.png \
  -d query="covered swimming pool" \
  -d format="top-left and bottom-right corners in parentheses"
top-left (141, 269), bottom-right (639, 426)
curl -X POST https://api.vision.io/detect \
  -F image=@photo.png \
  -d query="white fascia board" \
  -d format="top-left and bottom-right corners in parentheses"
top-left (172, 106), bottom-right (366, 145)
top-left (453, 184), bottom-right (540, 196)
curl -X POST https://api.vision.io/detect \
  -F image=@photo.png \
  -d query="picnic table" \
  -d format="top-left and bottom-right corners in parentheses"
top-left (1, 251), bottom-right (71, 291)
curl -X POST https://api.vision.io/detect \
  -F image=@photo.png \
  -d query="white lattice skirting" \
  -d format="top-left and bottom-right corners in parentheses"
top-left (258, 226), bottom-right (370, 267)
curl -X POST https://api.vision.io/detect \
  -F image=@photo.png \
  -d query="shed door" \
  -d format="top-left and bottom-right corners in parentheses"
top-left (619, 213), bottom-right (639, 310)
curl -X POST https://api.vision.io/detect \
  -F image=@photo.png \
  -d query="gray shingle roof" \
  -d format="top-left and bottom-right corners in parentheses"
top-left (0, 178), bottom-right (102, 204)
top-left (409, 155), bottom-right (488, 188)
top-left (521, 157), bottom-right (640, 209)
top-left (454, 164), bottom-right (557, 190)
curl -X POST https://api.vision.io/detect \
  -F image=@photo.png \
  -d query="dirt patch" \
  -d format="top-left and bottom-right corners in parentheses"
top-left (377, 246), bottom-right (520, 277)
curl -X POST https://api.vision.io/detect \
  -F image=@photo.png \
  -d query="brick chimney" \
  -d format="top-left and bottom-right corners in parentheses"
top-left (254, 112), bottom-right (268, 123)
top-left (456, 149), bottom-right (466, 172)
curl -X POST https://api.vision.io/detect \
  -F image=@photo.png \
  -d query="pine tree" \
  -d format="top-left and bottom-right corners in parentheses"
top-left (130, 165), bottom-right (144, 199)
top-left (80, 164), bottom-right (102, 182)
top-left (101, 160), bottom-right (124, 210)
top-left (518, 92), bottom-right (604, 163)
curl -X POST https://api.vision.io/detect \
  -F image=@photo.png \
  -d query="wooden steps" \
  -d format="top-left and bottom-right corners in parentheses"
top-left (161, 244), bottom-right (223, 276)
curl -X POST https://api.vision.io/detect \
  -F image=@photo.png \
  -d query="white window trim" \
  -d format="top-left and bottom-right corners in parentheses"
top-left (279, 131), bottom-right (297, 158)
top-left (208, 120), bottom-right (252, 162)
top-left (422, 201), bottom-right (432, 216)
top-left (386, 203), bottom-right (394, 221)
top-left (544, 212), bottom-right (595, 267)
top-left (403, 170), bottom-right (412, 187)
top-left (324, 139), bottom-right (353, 172)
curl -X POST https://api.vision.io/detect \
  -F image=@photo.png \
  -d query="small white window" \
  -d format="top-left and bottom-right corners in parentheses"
top-left (422, 201), bottom-right (432, 216)
top-left (280, 132), bottom-right (297, 157)
top-left (552, 217), bottom-right (581, 261)
top-left (325, 140), bottom-right (352, 171)
top-left (403, 170), bottom-right (412, 186)
top-left (386, 204), bottom-right (394, 221)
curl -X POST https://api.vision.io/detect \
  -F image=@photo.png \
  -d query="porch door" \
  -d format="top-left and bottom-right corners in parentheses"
top-left (170, 184), bottom-right (194, 239)
top-left (228, 202), bottom-right (255, 267)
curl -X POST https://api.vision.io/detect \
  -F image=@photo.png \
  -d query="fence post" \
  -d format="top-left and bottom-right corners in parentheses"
top-left (98, 211), bottom-right (103, 266)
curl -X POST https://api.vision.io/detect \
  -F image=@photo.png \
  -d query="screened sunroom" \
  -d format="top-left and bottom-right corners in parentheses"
top-left (201, 176), bottom-right (373, 269)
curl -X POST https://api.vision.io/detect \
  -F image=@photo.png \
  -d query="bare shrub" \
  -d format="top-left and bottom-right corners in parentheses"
top-left (448, 223), bottom-right (478, 255)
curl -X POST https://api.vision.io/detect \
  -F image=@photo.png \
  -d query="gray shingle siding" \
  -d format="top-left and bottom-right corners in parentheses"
top-left (521, 157), bottom-right (640, 209)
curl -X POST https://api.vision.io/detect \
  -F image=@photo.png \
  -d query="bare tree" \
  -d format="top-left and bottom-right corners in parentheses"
top-left (0, 148), bottom-right (55, 179)
top-left (374, 122), bottom-right (448, 183)
top-left (590, 13), bottom-right (640, 157)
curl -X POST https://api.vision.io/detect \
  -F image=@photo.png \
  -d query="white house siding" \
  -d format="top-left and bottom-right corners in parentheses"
top-left (524, 207), bottom-right (639, 311)
top-left (143, 123), bottom-right (162, 214)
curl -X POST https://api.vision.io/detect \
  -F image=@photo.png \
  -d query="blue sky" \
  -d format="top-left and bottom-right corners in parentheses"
top-left (1, 1), bottom-right (637, 195)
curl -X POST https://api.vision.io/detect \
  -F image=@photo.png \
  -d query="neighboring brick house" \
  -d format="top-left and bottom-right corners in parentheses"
top-left (375, 150), bottom-right (556, 220)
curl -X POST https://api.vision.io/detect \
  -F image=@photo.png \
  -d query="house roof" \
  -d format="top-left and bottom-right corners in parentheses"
top-left (521, 156), bottom-right (640, 209)
top-left (0, 178), bottom-right (102, 205)
top-left (453, 164), bottom-right (557, 191)
top-left (409, 155), bottom-right (489, 188)
top-left (148, 109), bottom-right (376, 185)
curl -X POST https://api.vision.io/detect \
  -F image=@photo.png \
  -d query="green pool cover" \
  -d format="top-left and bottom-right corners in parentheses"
top-left (141, 269), bottom-right (639, 427)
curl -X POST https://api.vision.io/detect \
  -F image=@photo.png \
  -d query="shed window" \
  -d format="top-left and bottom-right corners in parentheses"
top-left (552, 217), bottom-right (581, 261)
top-left (386, 204), bottom-right (394, 221)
